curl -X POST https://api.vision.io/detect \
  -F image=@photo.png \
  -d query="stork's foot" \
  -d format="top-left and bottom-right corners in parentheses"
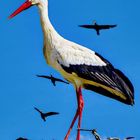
top-left (64, 87), bottom-right (84, 140)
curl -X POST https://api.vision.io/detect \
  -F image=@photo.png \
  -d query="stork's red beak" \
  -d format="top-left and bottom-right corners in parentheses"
top-left (9, 0), bottom-right (32, 19)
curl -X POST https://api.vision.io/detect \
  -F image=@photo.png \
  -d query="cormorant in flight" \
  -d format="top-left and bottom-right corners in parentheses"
top-left (34, 107), bottom-right (59, 122)
top-left (36, 74), bottom-right (69, 86)
top-left (79, 20), bottom-right (117, 35)
top-left (107, 136), bottom-right (135, 140)
top-left (125, 137), bottom-right (135, 140)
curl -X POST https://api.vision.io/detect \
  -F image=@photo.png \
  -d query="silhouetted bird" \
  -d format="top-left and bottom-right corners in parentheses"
top-left (36, 74), bottom-right (69, 86)
top-left (125, 137), bottom-right (135, 140)
top-left (34, 107), bottom-right (59, 121)
top-left (16, 137), bottom-right (28, 140)
top-left (107, 136), bottom-right (135, 140)
top-left (79, 20), bottom-right (117, 35)
top-left (78, 128), bottom-right (101, 140)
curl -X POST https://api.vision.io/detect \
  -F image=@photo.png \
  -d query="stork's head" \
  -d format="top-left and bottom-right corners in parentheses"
top-left (9, 0), bottom-right (48, 19)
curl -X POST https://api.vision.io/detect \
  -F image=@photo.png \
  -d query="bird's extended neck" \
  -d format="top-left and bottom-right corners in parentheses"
top-left (38, 3), bottom-right (62, 48)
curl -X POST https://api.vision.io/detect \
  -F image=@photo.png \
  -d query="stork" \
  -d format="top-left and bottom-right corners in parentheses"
top-left (9, 0), bottom-right (134, 140)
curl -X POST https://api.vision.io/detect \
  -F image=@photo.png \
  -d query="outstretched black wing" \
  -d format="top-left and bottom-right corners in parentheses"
top-left (99, 24), bottom-right (117, 30)
top-left (44, 112), bottom-right (59, 117)
top-left (36, 75), bottom-right (51, 79)
top-left (53, 77), bottom-right (69, 84)
top-left (34, 107), bottom-right (42, 114)
top-left (125, 137), bottom-right (135, 140)
top-left (79, 25), bottom-right (97, 29)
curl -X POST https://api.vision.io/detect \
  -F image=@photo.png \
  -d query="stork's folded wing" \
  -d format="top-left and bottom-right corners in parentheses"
top-left (58, 52), bottom-right (134, 105)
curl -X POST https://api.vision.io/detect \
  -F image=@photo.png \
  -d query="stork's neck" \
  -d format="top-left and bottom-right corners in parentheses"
top-left (38, 3), bottom-right (62, 48)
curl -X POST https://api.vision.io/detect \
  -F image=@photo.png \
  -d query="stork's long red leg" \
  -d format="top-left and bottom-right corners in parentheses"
top-left (64, 86), bottom-right (84, 140)
top-left (76, 87), bottom-right (84, 140)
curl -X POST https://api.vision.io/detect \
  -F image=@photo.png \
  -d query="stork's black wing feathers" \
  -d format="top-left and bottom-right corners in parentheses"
top-left (95, 52), bottom-right (134, 95)
top-left (59, 52), bottom-right (134, 105)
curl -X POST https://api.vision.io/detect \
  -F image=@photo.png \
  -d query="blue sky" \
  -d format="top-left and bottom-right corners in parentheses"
top-left (0, 0), bottom-right (140, 139)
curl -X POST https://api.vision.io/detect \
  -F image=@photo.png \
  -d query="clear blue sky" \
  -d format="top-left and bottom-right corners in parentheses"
top-left (0, 0), bottom-right (139, 139)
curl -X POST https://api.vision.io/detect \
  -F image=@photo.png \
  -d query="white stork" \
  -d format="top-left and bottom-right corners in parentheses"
top-left (9, 0), bottom-right (134, 140)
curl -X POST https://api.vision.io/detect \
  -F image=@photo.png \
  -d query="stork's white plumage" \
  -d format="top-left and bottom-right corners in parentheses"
top-left (9, 0), bottom-right (134, 140)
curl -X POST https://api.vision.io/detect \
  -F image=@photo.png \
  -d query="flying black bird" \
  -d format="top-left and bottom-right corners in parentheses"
top-left (125, 137), bottom-right (135, 140)
top-left (107, 136), bottom-right (135, 140)
top-left (36, 74), bottom-right (69, 86)
top-left (78, 128), bottom-right (101, 140)
top-left (79, 20), bottom-right (117, 35)
top-left (34, 107), bottom-right (59, 122)
top-left (16, 137), bottom-right (28, 140)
